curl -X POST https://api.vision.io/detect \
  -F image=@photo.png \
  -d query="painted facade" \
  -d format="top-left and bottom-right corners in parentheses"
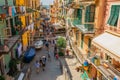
top-left (0, 0), bottom-right (40, 79)
top-left (89, 0), bottom-right (120, 80)
top-left (68, 0), bottom-right (120, 80)
top-left (50, 0), bottom-right (60, 24)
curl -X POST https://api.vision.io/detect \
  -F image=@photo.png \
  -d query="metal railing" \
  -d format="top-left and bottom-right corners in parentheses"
top-left (69, 37), bottom-right (84, 64)
top-left (58, 59), bottom-right (72, 80)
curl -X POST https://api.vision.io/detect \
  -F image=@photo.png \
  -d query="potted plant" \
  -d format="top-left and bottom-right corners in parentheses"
top-left (57, 37), bottom-right (66, 56)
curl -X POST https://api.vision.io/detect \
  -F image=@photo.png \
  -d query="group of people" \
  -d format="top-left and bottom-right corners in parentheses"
top-left (34, 20), bottom-right (59, 74)
top-left (35, 56), bottom-right (47, 74)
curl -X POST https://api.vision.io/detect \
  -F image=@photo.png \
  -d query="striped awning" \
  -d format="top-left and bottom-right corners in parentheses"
top-left (92, 32), bottom-right (120, 62)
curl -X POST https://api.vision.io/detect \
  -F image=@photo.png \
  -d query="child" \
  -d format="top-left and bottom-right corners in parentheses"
top-left (35, 60), bottom-right (40, 73)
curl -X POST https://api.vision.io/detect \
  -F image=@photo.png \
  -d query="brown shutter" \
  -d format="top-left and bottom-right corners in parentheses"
top-left (4, 27), bottom-right (11, 37)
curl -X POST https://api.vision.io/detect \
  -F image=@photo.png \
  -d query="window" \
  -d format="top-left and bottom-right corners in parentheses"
top-left (76, 31), bottom-right (79, 40)
top-left (107, 5), bottom-right (120, 26)
top-left (15, 16), bottom-right (18, 26)
top-left (88, 38), bottom-right (91, 48)
top-left (77, 9), bottom-right (82, 24)
top-left (81, 34), bottom-right (84, 48)
top-left (4, 27), bottom-right (11, 37)
top-left (85, 5), bottom-right (95, 22)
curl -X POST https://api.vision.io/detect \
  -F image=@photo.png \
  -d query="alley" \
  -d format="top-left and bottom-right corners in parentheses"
top-left (30, 45), bottom-right (62, 80)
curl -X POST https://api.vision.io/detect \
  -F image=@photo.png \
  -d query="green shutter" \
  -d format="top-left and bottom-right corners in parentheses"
top-left (4, 54), bottom-right (11, 72)
top-left (85, 5), bottom-right (95, 22)
top-left (81, 34), bottom-right (84, 48)
top-left (85, 7), bottom-right (89, 22)
top-left (77, 9), bottom-right (82, 24)
top-left (110, 15), bottom-right (118, 26)
top-left (108, 5), bottom-right (120, 26)
top-left (7, 0), bottom-right (13, 6)
top-left (0, 0), bottom-right (5, 6)
top-left (107, 14), bottom-right (114, 24)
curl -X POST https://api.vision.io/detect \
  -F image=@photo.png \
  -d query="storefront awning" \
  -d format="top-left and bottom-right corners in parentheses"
top-left (92, 32), bottom-right (120, 62)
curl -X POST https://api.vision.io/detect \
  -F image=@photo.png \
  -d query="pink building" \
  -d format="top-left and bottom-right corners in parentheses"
top-left (90, 0), bottom-right (120, 80)
top-left (104, 0), bottom-right (120, 33)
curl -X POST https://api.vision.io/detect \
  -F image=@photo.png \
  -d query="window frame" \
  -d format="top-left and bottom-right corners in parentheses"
top-left (85, 4), bottom-right (95, 23)
top-left (107, 5), bottom-right (120, 27)
top-left (4, 27), bottom-right (11, 37)
top-left (81, 34), bottom-right (84, 49)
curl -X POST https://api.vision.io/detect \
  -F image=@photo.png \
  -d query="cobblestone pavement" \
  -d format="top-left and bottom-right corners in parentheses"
top-left (30, 45), bottom-right (62, 80)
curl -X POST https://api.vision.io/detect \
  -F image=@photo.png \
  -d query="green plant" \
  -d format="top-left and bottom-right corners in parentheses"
top-left (57, 37), bottom-right (66, 48)
top-left (58, 52), bottom-right (64, 56)
top-left (8, 58), bottom-right (18, 77)
top-left (0, 76), bottom-right (5, 80)
top-left (57, 37), bottom-right (66, 56)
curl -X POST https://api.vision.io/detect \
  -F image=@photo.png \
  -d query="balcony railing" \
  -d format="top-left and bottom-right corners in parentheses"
top-left (87, 53), bottom-right (120, 80)
top-left (76, 24), bottom-right (95, 34)
top-left (69, 37), bottom-right (84, 63)
top-left (0, 27), bottom-right (27, 53)
top-left (72, 18), bottom-right (81, 26)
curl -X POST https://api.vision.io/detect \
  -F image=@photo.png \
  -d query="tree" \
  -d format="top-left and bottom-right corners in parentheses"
top-left (57, 37), bottom-right (66, 56)
top-left (57, 37), bottom-right (66, 48)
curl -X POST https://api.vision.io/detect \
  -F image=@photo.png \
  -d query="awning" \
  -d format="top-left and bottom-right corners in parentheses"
top-left (92, 32), bottom-right (120, 62)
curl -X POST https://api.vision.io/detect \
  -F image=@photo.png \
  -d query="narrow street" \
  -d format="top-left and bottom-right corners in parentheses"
top-left (30, 45), bottom-right (62, 80)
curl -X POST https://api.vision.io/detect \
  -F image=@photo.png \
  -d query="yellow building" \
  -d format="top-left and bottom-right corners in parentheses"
top-left (15, 0), bottom-right (40, 51)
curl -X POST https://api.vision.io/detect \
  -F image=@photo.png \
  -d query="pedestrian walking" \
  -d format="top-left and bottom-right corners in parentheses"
top-left (35, 60), bottom-right (40, 74)
top-left (48, 52), bottom-right (51, 61)
top-left (55, 53), bottom-right (59, 60)
top-left (45, 41), bottom-right (49, 51)
top-left (54, 49), bottom-right (57, 57)
top-left (54, 44), bottom-right (57, 51)
top-left (41, 56), bottom-right (46, 71)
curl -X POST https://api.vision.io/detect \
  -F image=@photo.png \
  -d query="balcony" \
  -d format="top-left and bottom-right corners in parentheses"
top-left (0, 27), bottom-right (27, 54)
top-left (76, 24), bottom-right (95, 34)
top-left (72, 18), bottom-right (95, 34)
top-left (72, 18), bottom-right (81, 26)
top-left (79, 0), bottom-right (95, 3)
top-left (26, 8), bottom-right (35, 13)
top-left (87, 53), bottom-right (120, 80)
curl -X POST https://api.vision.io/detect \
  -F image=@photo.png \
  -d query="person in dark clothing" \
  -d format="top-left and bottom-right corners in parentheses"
top-left (54, 44), bottom-right (57, 51)
top-left (45, 41), bottom-right (49, 48)
top-left (48, 52), bottom-right (51, 61)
